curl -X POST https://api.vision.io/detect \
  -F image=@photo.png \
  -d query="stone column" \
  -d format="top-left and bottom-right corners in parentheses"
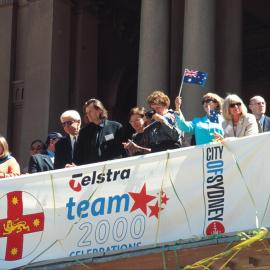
top-left (71, 1), bottom-right (97, 111)
top-left (181, 0), bottom-right (216, 119)
top-left (137, 0), bottom-right (170, 107)
top-left (49, 0), bottom-right (71, 129)
top-left (170, 0), bottom-right (185, 98)
top-left (18, 0), bottom-right (71, 168)
top-left (11, 0), bottom-right (29, 161)
top-left (14, 0), bottom-right (29, 80)
top-left (18, 0), bottom-right (54, 167)
top-left (0, 1), bottom-right (15, 137)
top-left (216, 0), bottom-right (242, 96)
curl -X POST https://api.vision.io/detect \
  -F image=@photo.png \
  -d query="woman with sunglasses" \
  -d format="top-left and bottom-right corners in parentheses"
top-left (221, 94), bottom-right (258, 138)
top-left (174, 93), bottom-right (224, 145)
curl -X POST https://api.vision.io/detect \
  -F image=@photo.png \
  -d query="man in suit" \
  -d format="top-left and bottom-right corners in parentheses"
top-left (54, 110), bottom-right (81, 169)
top-left (249, 96), bottom-right (270, 132)
top-left (74, 98), bottom-right (125, 165)
top-left (28, 132), bottom-right (63, 173)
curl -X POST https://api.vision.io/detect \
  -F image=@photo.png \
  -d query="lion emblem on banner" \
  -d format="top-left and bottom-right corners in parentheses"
top-left (3, 219), bottom-right (30, 235)
top-left (0, 191), bottom-right (45, 261)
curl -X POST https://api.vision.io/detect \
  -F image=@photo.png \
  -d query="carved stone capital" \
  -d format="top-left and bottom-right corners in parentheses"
top-left (0, 0), bottom-right (15, 6)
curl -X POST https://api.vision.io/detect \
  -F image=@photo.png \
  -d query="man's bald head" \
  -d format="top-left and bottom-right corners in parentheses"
top-left (249, 96), bottom-right (266, 119)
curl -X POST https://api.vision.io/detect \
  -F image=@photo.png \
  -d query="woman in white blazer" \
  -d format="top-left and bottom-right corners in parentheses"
top-left (222, 94), bottom-right (258, 138)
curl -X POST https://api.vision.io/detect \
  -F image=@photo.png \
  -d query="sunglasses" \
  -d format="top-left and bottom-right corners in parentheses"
top-left (62, 120), bottom-right (79, 127)
top-left (202, 99), bottom-right (216, 105)
top-left (229, 102), bottom-right (241, 108)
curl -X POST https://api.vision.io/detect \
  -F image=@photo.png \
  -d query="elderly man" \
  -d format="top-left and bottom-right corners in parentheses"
top-left (54, 110), bottom-right (81, 169)
top-left (249, 95), bottom-right (270, 132)
top-left (74, 98), bottom-right (125, 165)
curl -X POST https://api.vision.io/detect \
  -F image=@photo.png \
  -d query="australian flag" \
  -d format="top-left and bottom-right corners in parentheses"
top-left (183, 69), bottom-right (208, 86)
top-left (209, 110), bottom-right (219, 123)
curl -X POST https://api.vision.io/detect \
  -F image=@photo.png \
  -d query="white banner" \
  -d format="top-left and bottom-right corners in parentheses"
top-left (0, 133), bottom-right (270, 269)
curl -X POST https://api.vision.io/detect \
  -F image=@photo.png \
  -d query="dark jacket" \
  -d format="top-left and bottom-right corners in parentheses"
top-left (54, 136), bottom-right (74, 169)
top-left (28, 151), bottom-right (54, 173)
top-left (263, 115), bottom-right (270, 132)
top-left (136, 110), bottom-right (182, 153)
top-left (74, 119), bottom-right (125, 165)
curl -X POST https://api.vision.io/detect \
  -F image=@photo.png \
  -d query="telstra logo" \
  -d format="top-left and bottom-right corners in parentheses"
top-left (68, 168), bottom-right (131, 192)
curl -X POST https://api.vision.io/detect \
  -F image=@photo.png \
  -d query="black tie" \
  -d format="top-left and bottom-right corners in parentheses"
top-left (72, 136), bottom-right (77, 158)
top-left (257, 120), bottom-right (263, 133)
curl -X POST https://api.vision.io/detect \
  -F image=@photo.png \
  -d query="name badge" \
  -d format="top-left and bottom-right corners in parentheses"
top-left (105, 133), bottom-right (114, 141)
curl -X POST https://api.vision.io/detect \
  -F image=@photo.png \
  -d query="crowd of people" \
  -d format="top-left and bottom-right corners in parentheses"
top-left (0, 91), bottom-right (269, 179)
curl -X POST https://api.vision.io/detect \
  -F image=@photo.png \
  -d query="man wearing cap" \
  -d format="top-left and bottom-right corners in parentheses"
top-left (54, 110), bottom-right (81, 169)
top-left (28, 132), bottom-right (63, 173)
top-left (249, 95), bottom-right (270, 133)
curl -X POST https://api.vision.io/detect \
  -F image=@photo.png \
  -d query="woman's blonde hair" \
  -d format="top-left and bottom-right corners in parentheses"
top-left (222, 94), bottom-right (247, 120)
top-left (202, 92), bottom-right (223, 114)
top-left (0, 136), bottom-right (10, 158)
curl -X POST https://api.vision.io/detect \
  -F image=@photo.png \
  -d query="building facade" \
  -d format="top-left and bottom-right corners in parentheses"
top-left (0, 0), bottom-right (270, 167)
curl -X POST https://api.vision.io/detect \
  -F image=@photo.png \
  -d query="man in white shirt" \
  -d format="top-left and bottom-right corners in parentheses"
top-left (54, 110), bottom-right (81, 169)
top-left (249, 95), bottom-right (270, 133)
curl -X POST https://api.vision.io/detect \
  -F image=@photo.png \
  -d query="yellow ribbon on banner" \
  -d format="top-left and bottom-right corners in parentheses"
top-left (183, 227), bottom-right (268, 270)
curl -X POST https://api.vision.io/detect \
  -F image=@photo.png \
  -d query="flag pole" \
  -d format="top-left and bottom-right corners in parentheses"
top-left (178, 68), bottom-right (186, 97)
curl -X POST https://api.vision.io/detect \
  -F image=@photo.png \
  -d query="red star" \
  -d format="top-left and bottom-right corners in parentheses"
top-left (129, 184), bottom-right (156, 215)
top-left (161, 194), bottom-right (169, 205)
top-left (149, 201), bottom-right (163, 219)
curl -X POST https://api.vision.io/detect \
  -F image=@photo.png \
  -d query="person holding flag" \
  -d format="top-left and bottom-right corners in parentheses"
top-left (174, 93), bottom-right (224, 145)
